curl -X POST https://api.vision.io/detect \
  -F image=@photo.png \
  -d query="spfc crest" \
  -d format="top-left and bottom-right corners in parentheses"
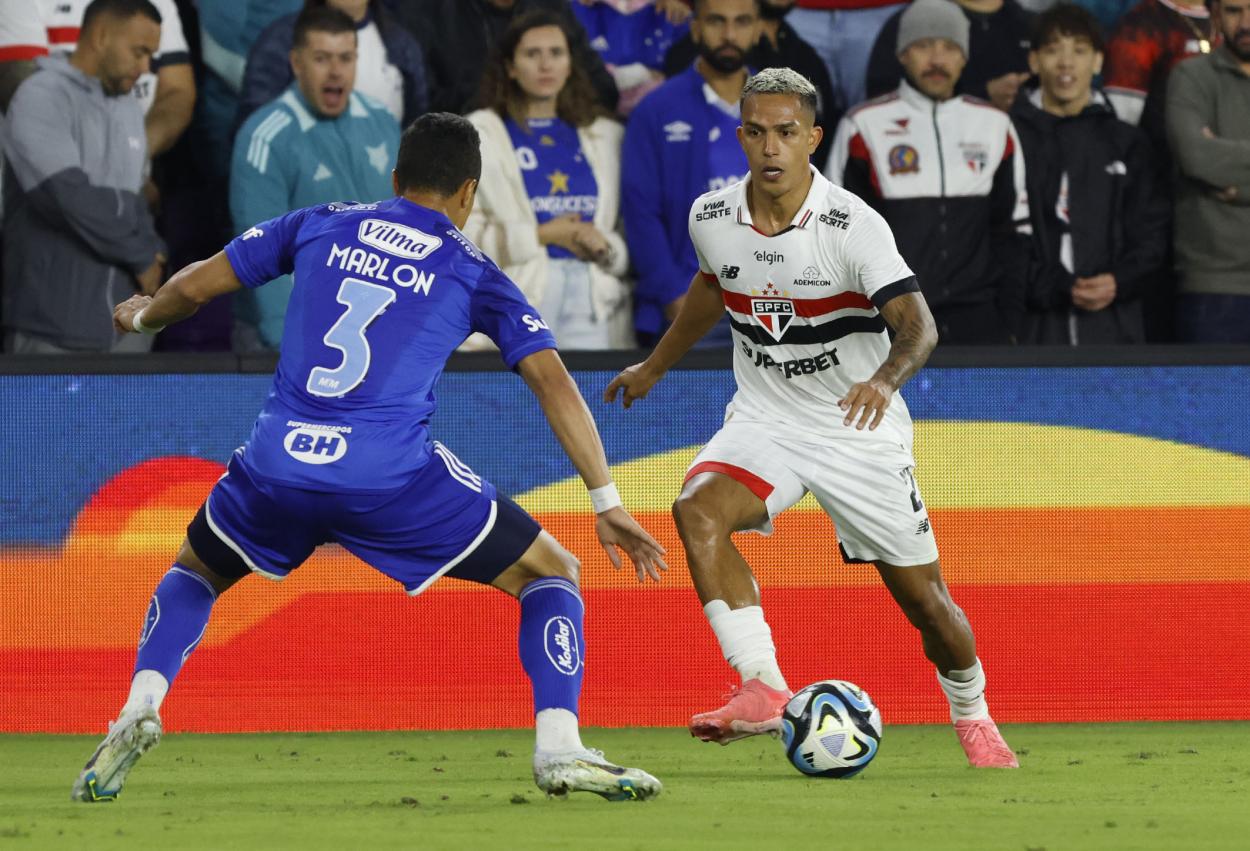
top-left (960, 141), bottom-right (988, 173)
top-left (751, 298), bottom-right (794, 341)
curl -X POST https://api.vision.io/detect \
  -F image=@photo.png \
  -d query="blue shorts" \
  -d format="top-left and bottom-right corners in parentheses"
top-left (196, 441), bottom-right (540, 595)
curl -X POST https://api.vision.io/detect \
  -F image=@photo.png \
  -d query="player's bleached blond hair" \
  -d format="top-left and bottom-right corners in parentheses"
top-left (740, 68), bottom-right (819, 119)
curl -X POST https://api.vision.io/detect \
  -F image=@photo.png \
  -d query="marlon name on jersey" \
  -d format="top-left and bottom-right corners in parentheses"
top-left (324, 219), bottom-right (441, 292)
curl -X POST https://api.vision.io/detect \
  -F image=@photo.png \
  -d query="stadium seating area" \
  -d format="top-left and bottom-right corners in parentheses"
top-left (1, 0), bottom-right (1247, 352)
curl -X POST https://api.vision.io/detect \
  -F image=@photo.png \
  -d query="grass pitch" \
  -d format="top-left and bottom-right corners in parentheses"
top-left (2, 723), bottom-right (1248, 850)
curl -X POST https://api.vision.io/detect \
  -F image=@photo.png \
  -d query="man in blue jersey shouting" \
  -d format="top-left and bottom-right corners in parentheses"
top-left (71, 112), bottom-right (667, 804)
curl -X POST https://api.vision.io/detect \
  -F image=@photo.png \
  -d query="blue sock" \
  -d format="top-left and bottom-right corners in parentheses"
top-left (133, 564), bottom-right (217, 686)
top-left (518, 577), bottom-right (584, 716)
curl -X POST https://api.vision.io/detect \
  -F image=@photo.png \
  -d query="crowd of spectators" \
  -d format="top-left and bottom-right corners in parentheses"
top-left (0, 0), bottom-right (1246, 354)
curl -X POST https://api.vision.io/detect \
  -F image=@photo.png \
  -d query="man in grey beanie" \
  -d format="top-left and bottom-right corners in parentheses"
top-left (866, 0), bottom-right (1035, 110)
top-left (826, 0), bottom-right (1033, 344)
top-left (895, 0), bottom-right (970, 102)
top-left (897, 0), bottom-right (971, 58)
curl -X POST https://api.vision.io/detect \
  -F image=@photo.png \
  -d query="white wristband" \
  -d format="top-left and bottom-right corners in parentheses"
top-left (589, 482), bottom-right (622, 514)
top-left (131, 307), bottom-right (162, 335)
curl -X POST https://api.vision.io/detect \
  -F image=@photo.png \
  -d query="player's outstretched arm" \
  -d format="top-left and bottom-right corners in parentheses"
top-left (518, 349), bottom-right (668, 583)
top-left (113, 252), bottom-right (243, 335)
top-left (604, 271), bottom-right (723, 409)
top-left (839, 292), bottom-right (938, 431)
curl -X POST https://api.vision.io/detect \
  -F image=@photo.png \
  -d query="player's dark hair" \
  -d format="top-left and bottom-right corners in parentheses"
top-left (478, 10), bottom-right (606, 129)
top-left (1031, 3), bottom-right (1104, 53)
top-left (81, 0), bottom-right (162, 32)
top-left (292, 6), bottom-right (357, 50)
top-left (395, 112), bottom-right (482, 197)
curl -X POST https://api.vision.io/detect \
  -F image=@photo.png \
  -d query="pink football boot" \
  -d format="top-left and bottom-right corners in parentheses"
top-left (955, 718), bottom-right (1020, 768)
top-left (690, 679), bottom-right (792, 745)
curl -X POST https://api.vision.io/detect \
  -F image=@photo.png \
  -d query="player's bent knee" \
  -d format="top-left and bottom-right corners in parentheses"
top-left (671, 489), bottom-right (728, 539)
top-left (489, 531), bottom-right (580, 598)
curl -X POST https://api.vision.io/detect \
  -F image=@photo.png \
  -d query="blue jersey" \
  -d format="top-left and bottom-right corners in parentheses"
top-left (223, 196), bottom-right (557, 493)
top-left (505, 117), bottom-right (598, 260)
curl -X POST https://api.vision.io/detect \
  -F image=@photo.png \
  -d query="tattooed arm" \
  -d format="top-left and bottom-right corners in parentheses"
top-left (838, 292), bottom-right (938, 431)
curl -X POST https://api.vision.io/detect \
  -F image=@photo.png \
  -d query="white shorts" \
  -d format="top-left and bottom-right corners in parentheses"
top-left (685, 419), bottom-right (939, 567)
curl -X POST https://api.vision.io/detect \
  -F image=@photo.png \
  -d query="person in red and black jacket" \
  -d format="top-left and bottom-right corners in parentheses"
top-left (1103, 0), bottom-right (1216, 159)
top-left (827, 0), bottom-right (1032, 344)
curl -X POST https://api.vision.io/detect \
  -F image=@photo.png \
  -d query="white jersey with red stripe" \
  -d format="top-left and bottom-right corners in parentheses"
top-left (687, 165), bottom-right (920, 451)
top-left (0, 0), bottom-right (48, 63)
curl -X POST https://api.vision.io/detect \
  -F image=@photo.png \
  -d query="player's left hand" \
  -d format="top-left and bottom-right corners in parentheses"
top-left (838, 379), bottom-right (893, 431)
top-left (113, 294), bottom-right (154, 333)
top-left (595, 507), bottom-right (668, 583)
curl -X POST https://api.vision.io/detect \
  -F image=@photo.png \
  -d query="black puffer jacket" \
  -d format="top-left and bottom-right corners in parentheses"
top-left (1010, 88), bottom-right (1170, 344)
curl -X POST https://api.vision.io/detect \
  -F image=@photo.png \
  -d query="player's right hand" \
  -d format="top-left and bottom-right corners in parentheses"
top-left (603, 363), bottom-right (661, 409)
top-left (595, 507), bottom-right (668, 583)
top-left (113, 294), bottom-right (153, 333)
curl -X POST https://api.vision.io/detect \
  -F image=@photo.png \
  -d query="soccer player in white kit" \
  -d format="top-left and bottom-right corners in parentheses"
top-left (606, 68), bottom-right (1017, 768)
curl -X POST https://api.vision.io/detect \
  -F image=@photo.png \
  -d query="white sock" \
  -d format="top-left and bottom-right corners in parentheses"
top-left (534, 708), bottom-right (584, 754)
top-left (121, 669), bottom-right (170, 715)
top-left (704, 600), bottom-right (788, 692)
top-left (937, 659), bottom-right (991, 722)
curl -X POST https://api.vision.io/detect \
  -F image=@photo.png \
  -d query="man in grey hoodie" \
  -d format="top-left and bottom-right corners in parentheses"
top-left (1166, 0), bottom-right (1250, 343)
top-left (1, 0), bottom-right (165, 353)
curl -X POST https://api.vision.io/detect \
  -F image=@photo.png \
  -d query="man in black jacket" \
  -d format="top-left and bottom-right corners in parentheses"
top-left (1010, 3), bottom-right (1168, 344)
top-left (394, 0), bottom-right (618, 114)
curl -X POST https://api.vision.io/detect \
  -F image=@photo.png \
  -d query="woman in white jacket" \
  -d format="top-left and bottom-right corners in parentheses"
top-left (466, 11), bottom-right (633, 350)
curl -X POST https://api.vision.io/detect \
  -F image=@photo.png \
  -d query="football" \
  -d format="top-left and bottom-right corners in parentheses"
top-left (780, 680), bottom-right (882, 778)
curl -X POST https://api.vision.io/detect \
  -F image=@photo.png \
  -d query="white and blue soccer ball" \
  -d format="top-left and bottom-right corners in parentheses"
top-left (780, 680), bottom-right (882, 779)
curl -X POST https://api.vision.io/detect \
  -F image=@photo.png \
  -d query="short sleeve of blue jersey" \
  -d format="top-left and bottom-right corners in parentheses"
top-left (469, 266), bottom-right (557, 369)
top-left (224, 208), bottom-right (313, 289)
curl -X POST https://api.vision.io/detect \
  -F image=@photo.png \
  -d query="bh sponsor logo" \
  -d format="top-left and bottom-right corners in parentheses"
top-left (358, 219), bottom-right (442, 260)
top-left (284, 427), bottom-right (349, 465)
top-left (545, 616), bottom-right (582, 675)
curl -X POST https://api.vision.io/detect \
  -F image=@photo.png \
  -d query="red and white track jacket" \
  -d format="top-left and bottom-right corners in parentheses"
top-left (826, 80), bottom-right (1032, 332)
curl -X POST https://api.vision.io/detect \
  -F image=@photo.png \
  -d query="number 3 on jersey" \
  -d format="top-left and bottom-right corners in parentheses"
top-left (307, 277), bottom-right (396, 397)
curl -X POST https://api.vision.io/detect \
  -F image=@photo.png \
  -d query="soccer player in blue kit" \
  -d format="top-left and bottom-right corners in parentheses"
top-left (70, 113), bottom-right (668, 803)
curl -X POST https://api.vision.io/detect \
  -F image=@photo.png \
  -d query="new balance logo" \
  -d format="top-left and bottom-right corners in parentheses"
top-left (720, 265), bottom-right (739, 280)
top-left (916, 518), bottom-right (930, 534)
top-left (241, 226), bottom-right (264, 241)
